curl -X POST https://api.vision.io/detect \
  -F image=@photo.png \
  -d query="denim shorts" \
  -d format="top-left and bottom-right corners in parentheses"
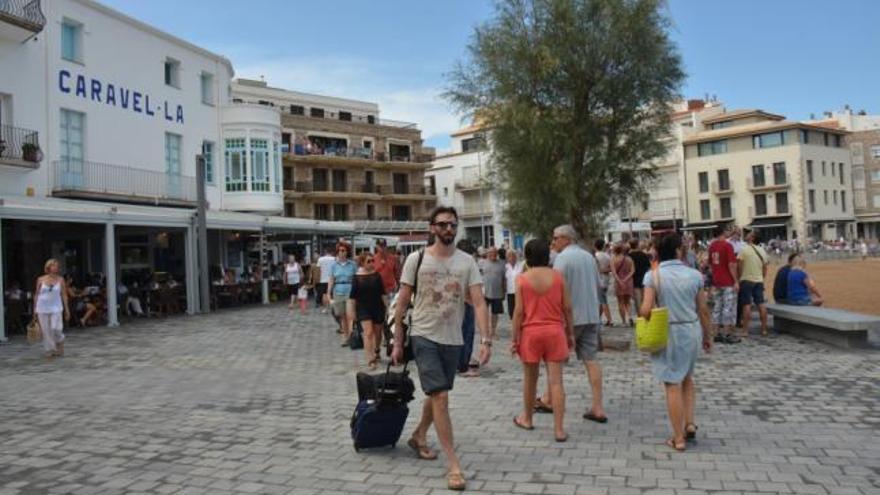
top-left (412, 336), bottom-right (462, 395)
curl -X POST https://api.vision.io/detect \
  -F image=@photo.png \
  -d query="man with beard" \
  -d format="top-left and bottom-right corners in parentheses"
top-left (392, 206), bottom-right (491, 491)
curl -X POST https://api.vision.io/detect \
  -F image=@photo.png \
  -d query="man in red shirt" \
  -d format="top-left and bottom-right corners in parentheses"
top-left (373, 238), bottom-right (399, 295)
top-left (708, 226), bottom-right (741, 344)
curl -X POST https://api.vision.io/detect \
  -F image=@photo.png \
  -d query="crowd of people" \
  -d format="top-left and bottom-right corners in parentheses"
top-left (307, 207), bottom-right (724, 491)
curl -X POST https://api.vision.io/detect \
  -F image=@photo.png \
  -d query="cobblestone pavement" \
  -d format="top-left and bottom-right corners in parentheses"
top-left (0, 304), bottom-right (878, 495)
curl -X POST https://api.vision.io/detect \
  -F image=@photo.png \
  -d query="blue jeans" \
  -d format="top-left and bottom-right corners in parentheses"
top-left (458, 303), bottom-right (475, 373)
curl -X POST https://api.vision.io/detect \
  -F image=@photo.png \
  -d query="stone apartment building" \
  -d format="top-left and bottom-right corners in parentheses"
top-left (682, 109), bottom-right (854, 241)
top-left (231, 79), bottom-right (436, 234)
top-left (847, 129), bottom-right (880, 239)
top-left (809, 108), bottom-right (880, 240)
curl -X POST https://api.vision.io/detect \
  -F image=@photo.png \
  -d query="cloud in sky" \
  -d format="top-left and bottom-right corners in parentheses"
top-left (230, 54), bottom-right (464, 151)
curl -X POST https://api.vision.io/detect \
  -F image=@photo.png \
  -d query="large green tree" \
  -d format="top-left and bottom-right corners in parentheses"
top-left (445, 0), bottom-right (685, 240)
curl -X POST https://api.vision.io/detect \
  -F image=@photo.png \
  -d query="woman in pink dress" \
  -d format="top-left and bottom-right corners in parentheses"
top-left (612, 243), bottom-right (635, 326)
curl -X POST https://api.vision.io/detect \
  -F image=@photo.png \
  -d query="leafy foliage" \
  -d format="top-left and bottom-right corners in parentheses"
top-left (446, 0), bottom-right (685, 240)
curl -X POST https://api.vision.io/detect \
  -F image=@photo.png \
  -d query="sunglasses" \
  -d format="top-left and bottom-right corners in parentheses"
top-left (432, 221), bottom-right (458, 231)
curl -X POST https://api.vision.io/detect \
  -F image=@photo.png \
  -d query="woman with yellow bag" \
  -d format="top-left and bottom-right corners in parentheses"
top-left (638, 235), bottom-right (712, 453)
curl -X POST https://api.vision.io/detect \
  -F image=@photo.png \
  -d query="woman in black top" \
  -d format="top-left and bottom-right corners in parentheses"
top-left (629, 239), bottom-right (651, 321)
top-left (348, 252), bottom-right (387, 369)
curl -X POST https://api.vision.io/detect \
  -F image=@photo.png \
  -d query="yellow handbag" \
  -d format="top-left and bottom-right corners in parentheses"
top-left (27, 317), bottom-right (42, 345)
top-left (635, 266), bottom-right (669, 353)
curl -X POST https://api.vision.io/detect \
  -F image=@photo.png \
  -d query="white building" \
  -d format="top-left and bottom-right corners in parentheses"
top-left (0, 0), bottom-right (350, 341)
top-left (428, 123), bottom-right (525, 249)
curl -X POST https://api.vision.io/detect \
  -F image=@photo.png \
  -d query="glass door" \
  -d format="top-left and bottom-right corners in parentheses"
top-left (165, 133), bottom-right (181, 198)
top-left (60, 109), bottom-right (84, 188)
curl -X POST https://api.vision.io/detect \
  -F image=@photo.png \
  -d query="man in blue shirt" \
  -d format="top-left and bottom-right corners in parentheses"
top-left (772, 252), bottom-right (797, 303)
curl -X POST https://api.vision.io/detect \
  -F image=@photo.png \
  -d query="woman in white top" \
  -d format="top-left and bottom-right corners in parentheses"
top-left (33, 258), bottom-right (70, 358)
top-left (505, 250), bottom-right (523, 320)
top-left (284, 255), bottom-right (302, 310)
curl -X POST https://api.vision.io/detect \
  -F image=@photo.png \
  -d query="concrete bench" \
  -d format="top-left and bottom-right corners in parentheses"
top-left (766, 303), bottom-right (880, 349)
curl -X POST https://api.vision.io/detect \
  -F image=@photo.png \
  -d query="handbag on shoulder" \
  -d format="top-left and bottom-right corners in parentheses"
top-left (27, 317), bottom-right (42, 344)
top-left (634, 266), bottom-right (669, 353)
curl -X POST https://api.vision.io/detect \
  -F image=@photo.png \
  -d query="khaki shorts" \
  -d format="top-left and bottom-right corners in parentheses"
top-left (331, 295), bottom-right (348, 318)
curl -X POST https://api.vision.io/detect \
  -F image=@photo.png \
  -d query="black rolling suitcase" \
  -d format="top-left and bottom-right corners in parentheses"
top-left (350, 363), bottom-right (415, 451)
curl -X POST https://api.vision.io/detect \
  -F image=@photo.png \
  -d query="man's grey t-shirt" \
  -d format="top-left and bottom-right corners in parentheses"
top-left (553, 244), bottom-right (601, 326)
top-left (401, 249), bottom-right (483, 345)
top-left (479, 259), bottom-right (506, 300)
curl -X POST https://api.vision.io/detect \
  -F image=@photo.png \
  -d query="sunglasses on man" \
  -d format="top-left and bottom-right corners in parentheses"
top-left (432, 221), bottom-right (458, 231)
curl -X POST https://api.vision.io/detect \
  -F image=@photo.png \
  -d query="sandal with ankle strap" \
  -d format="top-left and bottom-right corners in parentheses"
top-left (665, 437), bottom-right (686, 452)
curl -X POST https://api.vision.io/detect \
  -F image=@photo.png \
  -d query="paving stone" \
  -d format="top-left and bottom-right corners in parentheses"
top-left (0, 304), bottom-right (876, 495)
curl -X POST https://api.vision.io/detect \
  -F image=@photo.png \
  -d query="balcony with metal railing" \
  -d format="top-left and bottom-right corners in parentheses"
top-left (0, 124), bottom-right (41, 168)
top-left (454, 175), bottom-right (490, 190)
top-left (749, 203), bottom-right (792, 218)
top-left (50, 160), bottom-right (197, 207)
top-left (710, 181), bottom-right (734, 195)
top-left (747, 176), bottom-right (790, 192)
top-left (0, 0), bottom-right (45, 41)
top-left (285, 146), bottom-right (433, 168)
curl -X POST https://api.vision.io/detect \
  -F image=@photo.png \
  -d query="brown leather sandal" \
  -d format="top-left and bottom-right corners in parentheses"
top-left (406, 437), bottom-right (438, 460)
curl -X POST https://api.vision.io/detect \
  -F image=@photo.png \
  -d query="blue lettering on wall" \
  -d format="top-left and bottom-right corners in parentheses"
top-left (56, 69), bottom-right (185, 125)
top-left (106, 84), bottom-right (116, 105)
top-left (145, 94), bottom-right (155, 116)
top-left (75, 75), bottom-right (86, 98)
top-left (59, 70), bottom-right (71, 93)
top-left (120, 88), bottom-right (130, 109)
top-left (90, 79), bottom-right (102, 102)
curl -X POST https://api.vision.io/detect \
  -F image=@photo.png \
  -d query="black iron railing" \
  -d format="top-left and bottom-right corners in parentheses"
top-left (0, 124), bottom-right (41, 163)
top-left (0, 0), bottom-right (46, 32)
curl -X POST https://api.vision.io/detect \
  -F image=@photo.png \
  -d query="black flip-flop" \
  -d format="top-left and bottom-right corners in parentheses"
top-left (685, 423), bottom-right (698, 440)
top-left (555, 434), bottom-right (568, 443)
top-left (583, 411), bottom-right (608, 423)
top-left (513, 416), bottom-right (534, 431)
top-left (534, 397), bottom-right (553, 413)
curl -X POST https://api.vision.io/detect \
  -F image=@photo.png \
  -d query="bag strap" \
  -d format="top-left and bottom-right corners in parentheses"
top-left (404, 248), bottom-right (426, 345)
top-left (411, 248), bottom-right (426, 304)
top-left (651, 264), bottom-right (662, 307)
top-left (749, 244), bottom-right (765, 264)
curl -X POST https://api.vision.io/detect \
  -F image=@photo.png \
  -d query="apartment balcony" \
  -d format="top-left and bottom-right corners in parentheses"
top-left (0, 124), bottom-right (41, 169)
top-left (713, 208), bottom-right (735, 222)
top-left (381, 184), bottom-right (437, 200)
top-left (710, 181), bottom-right (734, 195)
top-left (748, 203), bottom-right (792, 219)
top-left (454, 176), bottom-right (490, 190)
top-left (50, 160), bottom-right (196, 207)
top-left (351, 218), bottom-right (431, 233)
top-left (460, 205), bottom-right (494, 220)
top-left (0, 0), bottom-right (45, 42)
top-left (747, 177), bottom-right (790, 192)
top-left (288, 180), bottom-right (382, 200)
top-left (285, 146), bottom-right (433, 171)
